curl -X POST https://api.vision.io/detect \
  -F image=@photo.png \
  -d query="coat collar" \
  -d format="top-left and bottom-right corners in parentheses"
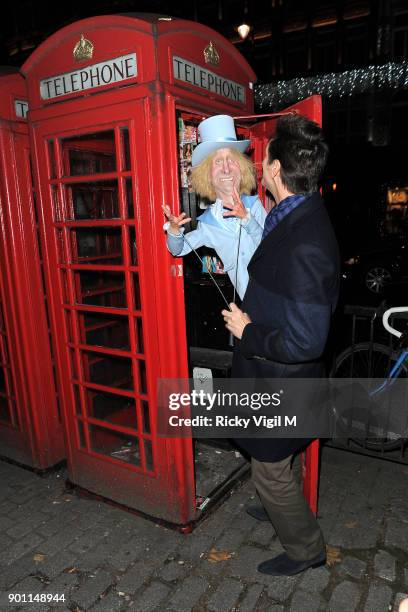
top-left (249, 192), bottom-right (324, 267)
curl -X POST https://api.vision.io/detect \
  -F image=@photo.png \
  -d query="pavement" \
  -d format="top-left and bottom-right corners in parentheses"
top-left (0, 445), bottom-right (408, 612)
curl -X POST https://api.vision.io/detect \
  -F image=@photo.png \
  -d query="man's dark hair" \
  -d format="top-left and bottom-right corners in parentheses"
top-left (267, 113), bottom-right (329, 194)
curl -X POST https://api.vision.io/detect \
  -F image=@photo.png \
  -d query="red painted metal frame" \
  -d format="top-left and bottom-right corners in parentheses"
top-left (0, 70), bottom-right (63, 468)
top-left (22, 14), bottom-right (320, 521)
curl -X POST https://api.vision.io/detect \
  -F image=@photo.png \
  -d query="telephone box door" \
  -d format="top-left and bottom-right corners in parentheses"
top-left (31, 99), bottom-right (195, 523)
top-left (249, 95), bottom-right (322, 206)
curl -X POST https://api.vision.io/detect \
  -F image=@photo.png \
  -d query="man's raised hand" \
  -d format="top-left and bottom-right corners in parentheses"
top-left (162, 205), bottom-right (192, 235)
top-left (222, 186), bottom-right (249, 220)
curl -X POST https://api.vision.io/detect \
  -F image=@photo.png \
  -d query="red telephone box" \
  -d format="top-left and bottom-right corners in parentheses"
top-left (0, 69), bottom-right (63, 468)
top-left (22, 14), bottom-right (320, 524)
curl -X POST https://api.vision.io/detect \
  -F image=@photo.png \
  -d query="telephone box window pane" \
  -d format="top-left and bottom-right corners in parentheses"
top-left (144, 439), bottom-right (154, 471)
top-left (141, 400), bottom-right (150, 433)
top-left (89, 425), bottom-right (140, 466)
top-left (77, 420), bottom-right (86, 449)
top-left (137, 359), bottom-right (147, 395)
top-left (82, 350), bottom-right (133, 391)
top-left (71, 227), bottom-right (123, 265)
top-left (60, 270), bottom-right (70, 304)
top-left (0, 397), bottom-right (11, 424)
top-left (134, 317), bottom-right (144, 354)
top-left (65, 310), bottom-right (74, 343)
top-left (51, 185), bottom-right (63, 222)
top-left (79, 312), bottom-right (130, 350)
top-left (74, 385), bottom-right (82, 415)
top-left (55, 229), bottom-right (66, 264)
top-left (125, 179), bottom-right (134, 219)
top-left (66, 181), bottom-right (120, 220)
top-left (129, 226), bottom-right (138, 266)
top-left (0, 367), bottom-right (6, 392)
top-left (61, 131), bottom-right (116, 176)
top-left (121, 128), bottom-right (131, 171)
top-left (133, 274), bottom-right (141, 310)
top-left (1, 338), bottom-right (9, 363)
top-left (85, 388), bottom-right (137, 430)
top-left (47, 140), bottom-right (57, 179)
top-left (69, 349), bottom-right (79, 380)
top-left (75, 271), bottom-right (126, 308)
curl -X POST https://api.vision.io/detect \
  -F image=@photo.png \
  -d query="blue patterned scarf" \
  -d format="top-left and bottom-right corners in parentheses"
top-left (262, 193), bottom-right (311, 239)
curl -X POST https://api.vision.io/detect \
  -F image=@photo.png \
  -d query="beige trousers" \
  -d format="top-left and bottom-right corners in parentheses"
top-left (251, 453), bottom-right (325, 561)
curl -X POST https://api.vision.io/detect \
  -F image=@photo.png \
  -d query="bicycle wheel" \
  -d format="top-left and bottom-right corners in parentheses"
top-left (330, 342), bottom-right (408, 450)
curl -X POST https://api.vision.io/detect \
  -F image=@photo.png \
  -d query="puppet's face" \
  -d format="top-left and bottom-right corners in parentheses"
top-left (210, 148), bottom-right (241, 199)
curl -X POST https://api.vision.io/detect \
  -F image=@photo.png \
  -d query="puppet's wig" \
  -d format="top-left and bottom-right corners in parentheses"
top-left (190, 149), bottom-right (257, 201)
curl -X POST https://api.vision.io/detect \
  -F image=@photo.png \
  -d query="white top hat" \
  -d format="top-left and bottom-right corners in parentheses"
top-left (191, 115), bottom-right (251, 167)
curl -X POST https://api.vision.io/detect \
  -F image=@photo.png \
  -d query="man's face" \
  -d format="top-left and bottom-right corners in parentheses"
top-left (262, 144), bottom-right (278, 202)
top-left (210, 148), bottom-right (241, 199)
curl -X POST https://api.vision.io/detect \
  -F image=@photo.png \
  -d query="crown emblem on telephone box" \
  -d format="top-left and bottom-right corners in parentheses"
top-left (73, 35), bottom-right (94, 61)
top-left (204, 42), bottom-right (220, 66)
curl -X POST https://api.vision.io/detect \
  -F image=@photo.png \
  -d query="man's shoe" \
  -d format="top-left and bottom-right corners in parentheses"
top-left (246, 505), bottom-right (270, 521)
top-left (257, 551), bottom-right (326, 576)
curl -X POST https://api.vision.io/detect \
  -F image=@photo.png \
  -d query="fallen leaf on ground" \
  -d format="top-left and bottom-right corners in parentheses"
top-left (207, 547), bottom-right (232, 563)
top-left (326, 545), bottom-right (342, 567)
top-left (344, 521), bottom-right (358, 529)
top-left (33, 553), bottom-right (46, 562)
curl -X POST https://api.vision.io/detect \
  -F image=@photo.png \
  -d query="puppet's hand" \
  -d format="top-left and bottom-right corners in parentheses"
top-left (162, 205), bottom-right (192, 235)
top-left (222, 186), bottom-right (249, 220)
top-left (222, 303), bottom-right (251, 340)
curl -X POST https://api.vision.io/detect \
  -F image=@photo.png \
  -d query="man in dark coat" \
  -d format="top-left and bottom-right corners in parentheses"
top-left (222, 113), bottom-right (339, 577)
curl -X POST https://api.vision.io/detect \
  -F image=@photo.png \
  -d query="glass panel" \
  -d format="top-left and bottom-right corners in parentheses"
top-left (71, 227), bottom-right (123, 265)
top-left (1, 336), bottom-right (9, 364)
top-left (74, 271), bottom-right (126, 308)
top-left (84, 388), bottom-right (137, 429)
top-left (61, 131), bottom-right (116, 176)
top-left (141, 400), bottom-right (150, 433)
top-left (89, 424), bottom-right (140, 466)
top-left (125, 179), bottom-right (134, 219)
top-left (65, 180), bottom-right (120, 220)
top-left (82, 350), bottom-right (133, 391)
top-left (135, 317), bottom-right (144, 354)
top-left (129, 226), bottom-right (137, 266)
top-left (144, 439), bottom-right (154, 471)
top-left (69, 349), bottom-right (78, 380)
top-left (121, 128), bottom-right (131, 171)
top-left (50, 185), bottom-right (62, 222)
top-left (79, 312), bottom-right (130, 350)
top-left (0, 367), bottom-right (6, 392)
top-left (65, 309), bottom-right (74, 343)
top-left (138, 359), bottom-right (147, 395)
top-left (55, 229), bottom-right (66, 264)
top-left (60, 270), bottom-right (70, 304)
top-left (77, 420), bottom-right (86, 448)
top-left (133, 274), bottom-right (141, 310)
top-left (47, 140), bottom-right (56, 179)
top-left (74, 385), bottom-right (82, 415)
top-left (0, 396), bottom-right (11, 424)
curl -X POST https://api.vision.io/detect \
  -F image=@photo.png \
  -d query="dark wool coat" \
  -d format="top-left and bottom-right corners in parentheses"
top-left (232, 192), bottom-right (340, 462)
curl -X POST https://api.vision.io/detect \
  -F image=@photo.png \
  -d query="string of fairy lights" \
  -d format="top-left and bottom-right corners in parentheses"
top-left (255, 62), bottom-right (408, 110)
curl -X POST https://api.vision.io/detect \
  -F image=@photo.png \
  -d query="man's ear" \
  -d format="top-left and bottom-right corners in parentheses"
top-left (271, 158), bottom-right (281, 178)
